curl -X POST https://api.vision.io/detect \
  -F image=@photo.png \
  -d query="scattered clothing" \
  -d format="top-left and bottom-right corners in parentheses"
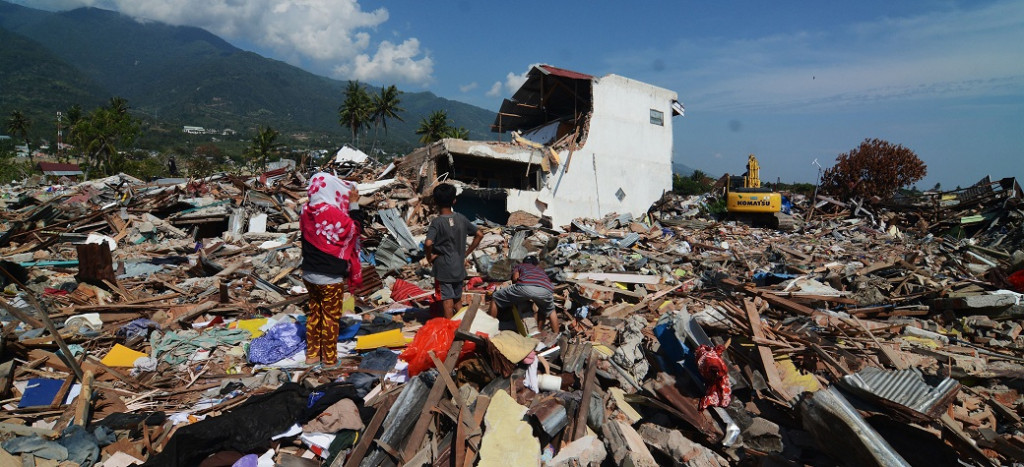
top-left (247, 322), bottom-right (306, 365)
top-left (303, 398), bottom-right (365, 433)
top-left (117, 318), bottom-right (160, 342)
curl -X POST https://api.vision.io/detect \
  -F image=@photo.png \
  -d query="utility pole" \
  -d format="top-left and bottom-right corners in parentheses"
top-left (56, 111), bottom-right (63, 161)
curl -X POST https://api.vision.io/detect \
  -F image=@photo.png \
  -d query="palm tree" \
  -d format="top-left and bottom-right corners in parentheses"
top-left (66, 105), bottom-right (83, 125)
top-left (6, 110), bottom-right (31, 153)
top-left (338, 81), bottom-right (372, 148)
top-left (62, 105), bottom-right (83, 162)
top-left (443, 126), bottom-right (469, 140)
top-left (416, 110), bottom-right (453, 144)
top-left (108, 97), bottom-right (129, 116)
top-left (73, 98), bottom-right (141, 176)
top-left (249, 125), bottom-right (280, 172)
top-left (371, 84), bottom-right (404, 152)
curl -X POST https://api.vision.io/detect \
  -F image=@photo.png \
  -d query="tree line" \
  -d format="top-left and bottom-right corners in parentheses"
top-left (3, 81), bottom-right (472, 181)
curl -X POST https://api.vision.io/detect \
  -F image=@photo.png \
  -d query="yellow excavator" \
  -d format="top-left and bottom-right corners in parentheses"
top-left (723, 154), bottom-right (792, 228)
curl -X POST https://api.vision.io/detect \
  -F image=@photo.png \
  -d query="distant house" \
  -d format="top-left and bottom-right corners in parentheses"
top-left (38, 162), bottom-right (84, 180)
top-left (183, 126), bottom-right (205, 135)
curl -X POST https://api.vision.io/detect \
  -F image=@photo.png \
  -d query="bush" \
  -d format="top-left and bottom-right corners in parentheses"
top-left (821, 138), bottom-right (926, 200)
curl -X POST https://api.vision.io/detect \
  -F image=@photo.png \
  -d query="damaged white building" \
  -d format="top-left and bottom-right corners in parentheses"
top-left (397, 64), bottom-right (683, 227)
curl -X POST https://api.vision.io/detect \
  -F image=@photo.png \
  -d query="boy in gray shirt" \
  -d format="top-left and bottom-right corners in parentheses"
top-left (424, 183), bottom-right (484, 319)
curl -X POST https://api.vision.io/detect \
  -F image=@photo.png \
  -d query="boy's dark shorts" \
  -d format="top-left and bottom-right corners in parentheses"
top-left (436, 281), bottom-right (464, 301)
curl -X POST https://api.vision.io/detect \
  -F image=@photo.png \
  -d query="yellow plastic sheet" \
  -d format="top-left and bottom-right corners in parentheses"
top-left (232, 318), bottom-right (269, 338)
top-left (355, 329), bottom-right (409, 350)
top-left (100, 344), bottom-right (148, 367)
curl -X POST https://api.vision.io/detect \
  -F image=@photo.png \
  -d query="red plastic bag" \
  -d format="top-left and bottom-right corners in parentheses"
top-left (400, 317), bottom-right (461, 376)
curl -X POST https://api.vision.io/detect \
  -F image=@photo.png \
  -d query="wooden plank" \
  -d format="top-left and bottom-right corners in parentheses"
top-left (74, 370), bottom-right (94, 426)
top-left (572, 351), bottom-right (598, 441)
top-left (463, 395), bottom-right (491, 467)
top-left (743, 299), bottom-right (793, 401)
top-left (24, 294), bottom-right (84, 381)
top-left (850, 316), bottom-right (908, 370)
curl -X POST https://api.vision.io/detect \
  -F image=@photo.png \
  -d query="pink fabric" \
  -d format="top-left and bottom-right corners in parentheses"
top-left (696, 344), bottom-right (731, 410)
top-left (300, 172), bottom-right (362, 287)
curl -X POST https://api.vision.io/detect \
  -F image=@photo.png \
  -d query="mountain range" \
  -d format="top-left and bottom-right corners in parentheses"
top-left (0, 1), bottom-right (496, 152)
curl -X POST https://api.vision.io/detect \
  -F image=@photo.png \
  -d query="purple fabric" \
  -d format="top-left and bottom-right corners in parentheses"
top-left (247, 322), bottom-right (306, 365)
top-left (232, 454), bottom-right (259, 467)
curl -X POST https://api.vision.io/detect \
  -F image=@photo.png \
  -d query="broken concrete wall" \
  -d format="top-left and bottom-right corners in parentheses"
top-left (516, 74), bottom-right (677, 226)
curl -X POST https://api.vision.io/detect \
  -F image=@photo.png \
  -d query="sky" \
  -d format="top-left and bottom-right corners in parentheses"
top-left (13, 0), bottom-right (1024, 187)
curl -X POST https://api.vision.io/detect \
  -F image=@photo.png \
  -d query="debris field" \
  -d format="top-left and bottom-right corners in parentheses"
top-left (0, 165), bottom-right (1022, 467)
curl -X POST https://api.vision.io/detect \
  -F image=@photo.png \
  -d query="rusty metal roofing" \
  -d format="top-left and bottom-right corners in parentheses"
top-left (840, 367), bottom-right (959, 416)
top-left (538, 64), bottom-right (593, 81)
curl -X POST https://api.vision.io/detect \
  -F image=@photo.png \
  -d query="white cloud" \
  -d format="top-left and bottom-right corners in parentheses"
top-left (19, 0), bottom-right (435, 85)
top-left (486, 81), bottom-right (504, 97)
top-left (486, 64), bottom-right (540, 97)
top-left (459, 82), bottom-right (478, 93)
top-left (334, 38), bottom-right (434, 85)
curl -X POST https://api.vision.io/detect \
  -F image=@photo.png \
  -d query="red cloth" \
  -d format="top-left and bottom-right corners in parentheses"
top-left (300, 173), bottom-right (362, 288)
top-left (391, 279), bottom-right (430, 302)
top-left (1009, 270), bottom-right (1024, 293)
top-left (695, 344), bottom-right (731, 410)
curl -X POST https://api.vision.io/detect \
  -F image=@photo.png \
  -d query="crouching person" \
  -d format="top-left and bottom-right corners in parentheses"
top-left (488, 256), bottom-right (558, 333)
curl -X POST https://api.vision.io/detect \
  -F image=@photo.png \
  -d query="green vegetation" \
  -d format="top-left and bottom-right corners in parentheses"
top-left (371, 84), bottom-right (404, 152)
top-left (338, 81), bottom-right (373, 149)
top-left (71, 97), bottom-right (142, 176)
top-left (415, 110), bottom-right (468, 143)
top-left (1, 4), bottom-right (497, 157)
top-left (246, 126), bottom-right (281, 172)
top-left (5, 110), bottom-right (30, 150)
top-left (672, 170), bottom-right (714, 195)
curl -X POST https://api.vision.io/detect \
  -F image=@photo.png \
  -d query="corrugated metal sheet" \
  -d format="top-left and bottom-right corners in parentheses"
top-left (378, 208), bottom-right (420, 252)
top-left (617, 232), bottom-right (641, 248)
top-left (840, 367), bottom-right (959, 415)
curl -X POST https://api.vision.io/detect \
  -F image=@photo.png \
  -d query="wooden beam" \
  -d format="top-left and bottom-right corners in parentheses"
top-left (74, 370), bottom-right (94, 427)
top-left (571, 351), bottom-right (597, 441)
top-left (743, 299), bottom-right (793, 401)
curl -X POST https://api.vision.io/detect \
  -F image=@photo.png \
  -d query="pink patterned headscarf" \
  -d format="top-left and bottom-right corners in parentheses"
top-left (300, 172), bottom-right (362, 287)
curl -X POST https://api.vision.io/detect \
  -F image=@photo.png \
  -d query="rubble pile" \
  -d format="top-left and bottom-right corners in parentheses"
top-left (0, 165), bottom-right (1021, 466)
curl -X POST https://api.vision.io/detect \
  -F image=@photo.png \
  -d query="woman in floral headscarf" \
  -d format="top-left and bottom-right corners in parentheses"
top-left (300, 172), bottom-right (363, 366)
